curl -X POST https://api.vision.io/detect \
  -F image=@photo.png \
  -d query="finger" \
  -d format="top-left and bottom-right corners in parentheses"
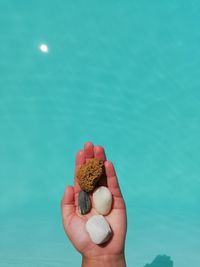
top-left (84, 142), bottom-right (94, 160)
top-left (104, 160), bottom-right (123, 198)
top-left (76, 149), bottom-right (86, 166)
top-left (93, 145), bottom-right (107, 186)
top-left (74, 150), bottom-right (85, 194)
top-left (61, 186), bottom-right (75, 220)
top-left (94, 145), bottom-right (106, 161)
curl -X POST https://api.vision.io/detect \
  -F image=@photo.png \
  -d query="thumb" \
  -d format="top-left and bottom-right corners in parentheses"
top-left (61, 186), bottom-right (75, 223)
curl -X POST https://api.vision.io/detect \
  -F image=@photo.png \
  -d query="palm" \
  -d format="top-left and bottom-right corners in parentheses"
top-left (61, 143), bottom-right (127, 258)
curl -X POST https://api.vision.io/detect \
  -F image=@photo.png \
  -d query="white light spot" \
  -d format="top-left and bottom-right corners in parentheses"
top-left (39, 44), bottom-right (49, 53)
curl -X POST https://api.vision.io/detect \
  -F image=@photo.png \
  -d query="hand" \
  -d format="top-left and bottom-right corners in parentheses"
top-left (61, 142), bottom-right (127, 267)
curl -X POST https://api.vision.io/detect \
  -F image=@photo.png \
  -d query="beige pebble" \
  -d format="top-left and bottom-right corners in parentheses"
top-left (93, 186), bottom-right (112, 215)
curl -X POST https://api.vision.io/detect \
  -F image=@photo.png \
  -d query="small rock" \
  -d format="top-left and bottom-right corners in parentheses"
top-left (86, 215), bottom-right (112, 244)
top-left (78, 190), bottom-right (91, 215)
top-left (93, 186), bottom-right (112, 215)
top-left (77, 159), bottom-right (104, 192)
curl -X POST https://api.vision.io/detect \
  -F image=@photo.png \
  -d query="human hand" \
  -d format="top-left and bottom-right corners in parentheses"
top-left (61, 142), bottom-right (127, 267)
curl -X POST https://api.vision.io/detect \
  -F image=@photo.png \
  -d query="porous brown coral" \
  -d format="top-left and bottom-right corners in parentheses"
top-left (77, 159), bottom-right (104, 192)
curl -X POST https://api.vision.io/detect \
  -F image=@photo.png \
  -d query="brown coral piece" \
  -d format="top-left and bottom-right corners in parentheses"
top-left (77, 159), bottom-right (104, 192)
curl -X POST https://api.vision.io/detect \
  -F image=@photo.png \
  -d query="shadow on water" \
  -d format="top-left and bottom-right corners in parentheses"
top-left (144, 255), bottom-right (173, 267)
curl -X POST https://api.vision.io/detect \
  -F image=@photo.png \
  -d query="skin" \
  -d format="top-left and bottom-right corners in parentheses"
top-left (61, 142), bottom-right (127, 267)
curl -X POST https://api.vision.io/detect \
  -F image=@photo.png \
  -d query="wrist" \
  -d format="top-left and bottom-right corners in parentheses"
top-left (82, 253), bottom-right (126, 267)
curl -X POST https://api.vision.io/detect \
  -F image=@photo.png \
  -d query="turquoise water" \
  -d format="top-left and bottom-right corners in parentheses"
top-left (0, 1), bottom-right (200, 266)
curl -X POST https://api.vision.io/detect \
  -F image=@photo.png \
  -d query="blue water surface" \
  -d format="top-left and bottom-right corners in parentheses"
top-left (0, 1), bottom-right (200, 266)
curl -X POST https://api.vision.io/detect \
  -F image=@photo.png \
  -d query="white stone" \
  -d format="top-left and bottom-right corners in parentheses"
top-left (93, 186), bottom-right (112, 215)
top-left (86, 215), bottom-right (112, 244)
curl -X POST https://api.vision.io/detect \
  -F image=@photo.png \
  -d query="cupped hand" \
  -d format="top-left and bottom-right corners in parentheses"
top-left (61, 142), bottom-right (127, 263)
